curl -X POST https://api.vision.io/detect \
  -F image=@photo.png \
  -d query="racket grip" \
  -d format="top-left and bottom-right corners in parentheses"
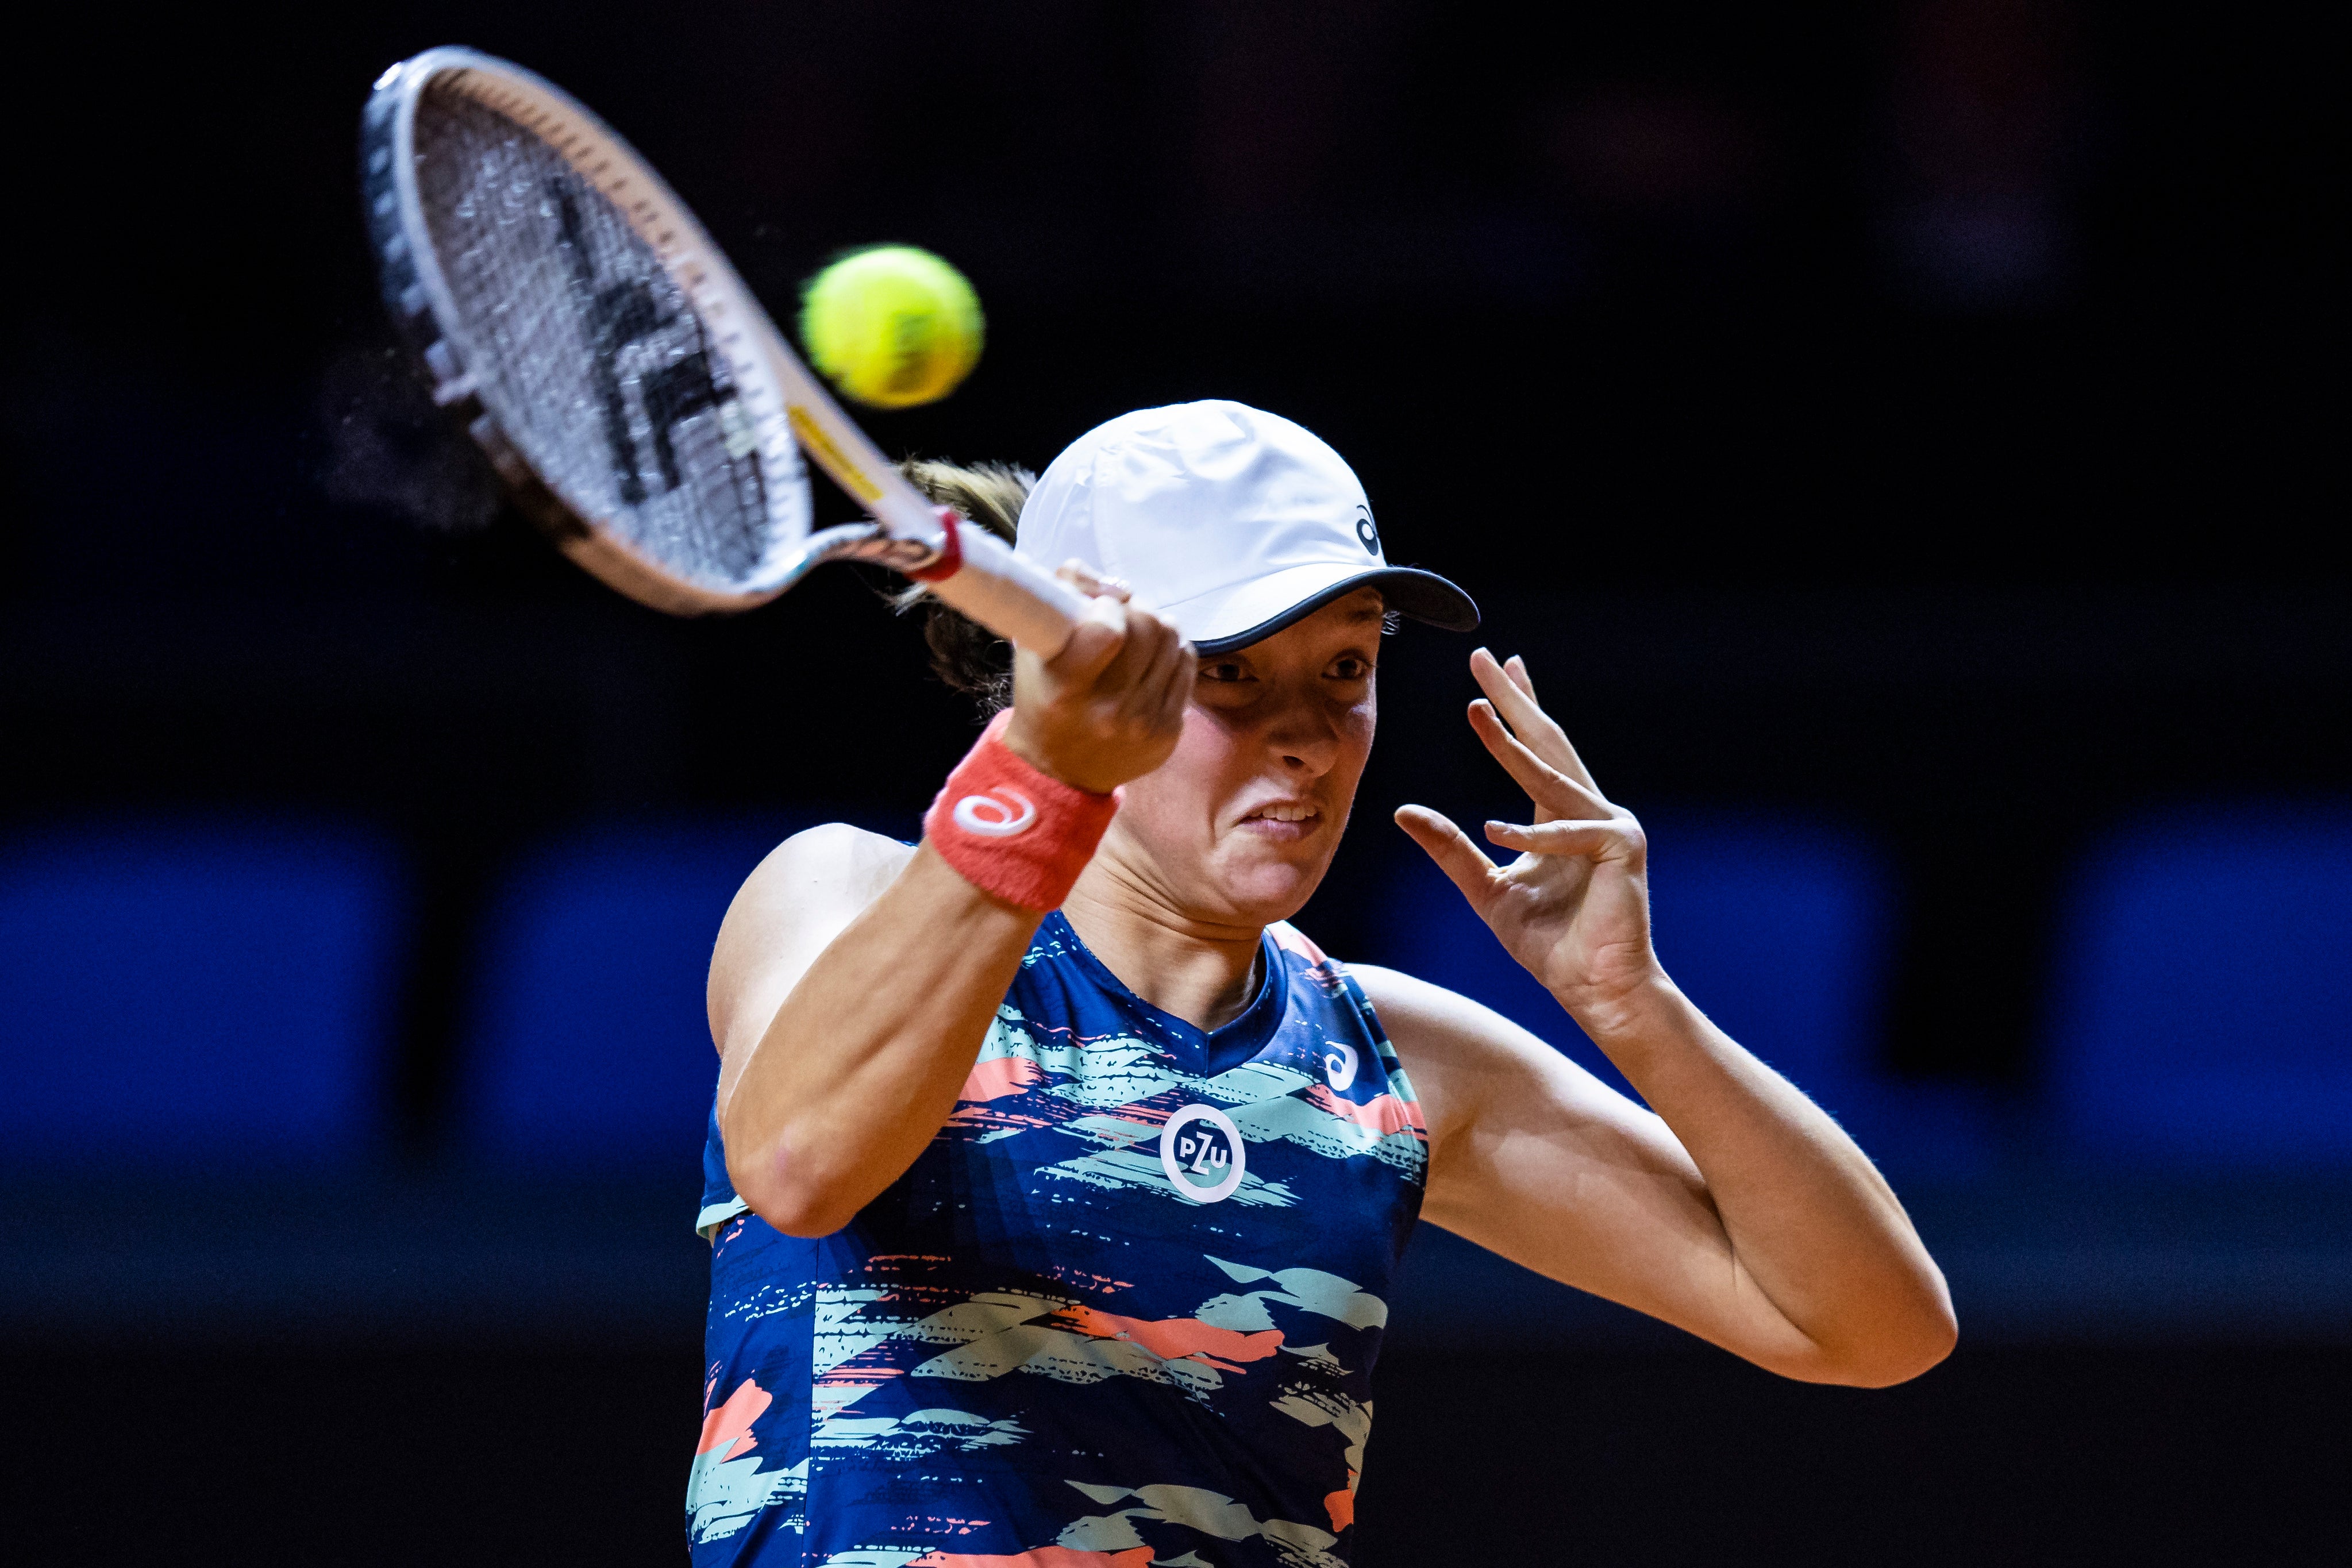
top-left (927, 524), bottom-right (1091, 658)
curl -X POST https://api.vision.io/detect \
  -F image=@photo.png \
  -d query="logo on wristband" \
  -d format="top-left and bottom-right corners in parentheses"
top-left (1160, 1103), bottom-right (1246, 1204)
top-left (951, 788), bottom-right (1038, 838)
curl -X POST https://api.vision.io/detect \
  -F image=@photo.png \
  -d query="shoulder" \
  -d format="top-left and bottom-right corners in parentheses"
top-left (1344, 962), bottom-right (1608, 1132)
top-left (1344, 963), bottom-right (1664, 1203)
top-left (1346, 962), bottom-right (1520, 1051)
top-left (707, 824), bottom-right (915, 1054)
top-left (730, 822), bottom-right (914, 915)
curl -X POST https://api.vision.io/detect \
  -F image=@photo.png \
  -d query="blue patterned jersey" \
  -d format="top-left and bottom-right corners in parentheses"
top-left (687, 911), bottom-right (1427, 1567)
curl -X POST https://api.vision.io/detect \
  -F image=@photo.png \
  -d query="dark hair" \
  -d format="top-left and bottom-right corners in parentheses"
top-left (892, 458), bottom-right (1032, 716)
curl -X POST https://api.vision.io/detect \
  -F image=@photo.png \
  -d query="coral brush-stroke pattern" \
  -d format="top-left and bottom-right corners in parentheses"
top-left (700, 1377), bottom-right (773, 1460)
top-left (1302, 1085), bottom-right (1424, 1140)
top-left (688, 1377), bottom-right (809, 1547)
top-left (910, 1551), bottom-right (1154, 1567)
top-left (961, 1055), bottom-right (1047, 1101)
top-left (692, 914), bottom-right (1425, 1566)
top-left (1058, 1304), bottom-right (1285, 1367)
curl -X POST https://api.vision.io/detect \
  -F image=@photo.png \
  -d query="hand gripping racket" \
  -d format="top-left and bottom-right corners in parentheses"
top-left (360, 47), bottom-right (1088, 654)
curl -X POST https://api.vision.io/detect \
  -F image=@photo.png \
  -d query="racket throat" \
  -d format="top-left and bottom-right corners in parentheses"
top-left (764, 522), bottom-right (937, 594)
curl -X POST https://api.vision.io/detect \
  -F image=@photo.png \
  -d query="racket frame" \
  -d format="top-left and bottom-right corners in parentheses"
top-left (363, 48), bottom-right (1087, 649)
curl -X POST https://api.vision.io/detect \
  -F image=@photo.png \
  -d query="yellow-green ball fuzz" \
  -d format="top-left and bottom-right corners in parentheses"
top-left (799, 245), bottom-right (984, 410)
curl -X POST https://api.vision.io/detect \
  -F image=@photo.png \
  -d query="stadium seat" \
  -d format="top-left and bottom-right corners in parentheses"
top-left (2045, 806), bottom-right (2352, 1167)
top-left (0, 819), bottom-right (403, 1166)
top-left (456, 812), bottom-right (911, 1168)
top-left (1365, 813), bottom-right (1989, 1172)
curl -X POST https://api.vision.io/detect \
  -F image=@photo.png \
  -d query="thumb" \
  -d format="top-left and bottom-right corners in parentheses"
top-left (1395, 805), bottom-right (1499, 912)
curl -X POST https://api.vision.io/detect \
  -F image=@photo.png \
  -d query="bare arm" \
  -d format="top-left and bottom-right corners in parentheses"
top-left (709, 830), bottom-right (1036, 1237)
top-left (1380, 649), bottom-right (1956, 1387)
top-left (710, 575), bottom-right (1194, 1238)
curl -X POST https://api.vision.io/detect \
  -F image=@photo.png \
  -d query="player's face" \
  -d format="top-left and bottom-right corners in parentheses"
top-left (1099, 590), bottom-right (1383, 926)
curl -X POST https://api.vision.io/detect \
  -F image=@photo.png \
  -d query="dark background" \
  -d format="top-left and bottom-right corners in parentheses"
top-left (3, 2), bottom-right (2345, 1563)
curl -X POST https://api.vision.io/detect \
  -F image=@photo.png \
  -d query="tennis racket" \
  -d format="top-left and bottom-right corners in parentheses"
top-left (360, 47), bottom-right (1088, 655)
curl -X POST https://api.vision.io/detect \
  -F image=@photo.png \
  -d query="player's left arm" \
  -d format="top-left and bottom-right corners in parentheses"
top-left (1368, 649), bottom-right (1957, 1388)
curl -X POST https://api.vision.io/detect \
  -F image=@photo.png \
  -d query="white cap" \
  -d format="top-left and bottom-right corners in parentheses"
top-left (1016, 400), bottom-right (1478, 653)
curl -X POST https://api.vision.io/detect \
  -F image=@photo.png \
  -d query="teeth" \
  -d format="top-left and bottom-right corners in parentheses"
top-left (1254, 804), bottom-right (1315, 822)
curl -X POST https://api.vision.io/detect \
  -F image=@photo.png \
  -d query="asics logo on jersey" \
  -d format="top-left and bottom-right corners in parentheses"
top-left (1160, 1104), bottom-right (1246, 1204)
top-left (1323, 1042), bottom-right (1358, 1091)
top-left (952, 788), bottom-right (1038, 837)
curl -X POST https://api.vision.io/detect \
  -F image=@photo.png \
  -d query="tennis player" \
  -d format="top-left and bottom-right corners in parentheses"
top-left (686, 402), bottom-right (1955, 1567)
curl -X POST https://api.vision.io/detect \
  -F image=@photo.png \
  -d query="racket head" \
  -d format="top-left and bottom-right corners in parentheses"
top-left (362, 48), bottom-right (834, 614)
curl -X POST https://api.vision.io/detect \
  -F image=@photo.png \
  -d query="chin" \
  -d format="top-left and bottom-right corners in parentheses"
top-left (1208, 842), bottom-right (1336, 926)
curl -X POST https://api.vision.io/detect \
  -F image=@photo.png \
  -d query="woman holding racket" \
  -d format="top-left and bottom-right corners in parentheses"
top-left (689, 401), bottom-right (1954, 1567)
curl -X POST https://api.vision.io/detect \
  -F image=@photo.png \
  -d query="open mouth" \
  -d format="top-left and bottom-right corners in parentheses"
top-left (1240, 802), bottom-right (1322, 838)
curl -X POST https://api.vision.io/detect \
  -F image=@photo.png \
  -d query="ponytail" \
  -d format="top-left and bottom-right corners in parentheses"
top-left (892, 459), bottom-right (1033, 717)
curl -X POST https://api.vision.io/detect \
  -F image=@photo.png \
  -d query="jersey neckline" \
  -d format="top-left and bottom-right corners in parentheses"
top-left (1038, 910), bottom-right (1289, 1068)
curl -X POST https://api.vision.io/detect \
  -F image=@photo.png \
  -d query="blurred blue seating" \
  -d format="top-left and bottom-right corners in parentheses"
top-left (0, 819), bottom-right (403, 1167)
top-left (457, 812), bottom-right (911, 1168)
top-left (2046, 806), bottom-right (2352, 1168)
top-left (1366, 812), bottom-right (1989, 1173)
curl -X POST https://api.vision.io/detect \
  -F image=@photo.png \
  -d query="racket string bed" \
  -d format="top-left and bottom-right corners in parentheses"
top-left (367, 48), bottom-right (1087, 649)
top-left (411, 83), bottom-right (776, 588)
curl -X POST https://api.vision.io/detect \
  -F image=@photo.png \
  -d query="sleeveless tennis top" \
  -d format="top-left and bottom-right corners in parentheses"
top-left (687, 911), bottom-right (1427, 1567)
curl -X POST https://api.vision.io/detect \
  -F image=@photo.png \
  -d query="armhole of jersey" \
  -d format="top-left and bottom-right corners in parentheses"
top-left (1271, 919), bottom-right (1418, 1102)
top-left (1334, 964), bottom-right (1424, 1114)
top-left (698, 1197), bottom-right (750, 1240)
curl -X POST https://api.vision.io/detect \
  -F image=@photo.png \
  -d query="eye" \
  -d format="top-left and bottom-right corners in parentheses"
top-left (1200, 659), bottom-right (1251, 683)
top-left (1329, 654), bottom-right (1373, 681)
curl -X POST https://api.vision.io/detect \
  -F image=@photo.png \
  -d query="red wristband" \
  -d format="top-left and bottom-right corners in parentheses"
top-left (924, 711), bottom-right (1122, 912)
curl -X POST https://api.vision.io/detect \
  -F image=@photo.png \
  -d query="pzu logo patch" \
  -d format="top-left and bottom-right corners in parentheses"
top-left (1159, 1104), bottom-right (1246, 1204)
top-left (1353, 504), bottom-right (1380, 555)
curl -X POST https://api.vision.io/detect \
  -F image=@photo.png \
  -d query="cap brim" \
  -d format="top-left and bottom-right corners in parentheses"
top-left (1184, 564), bottom-right (1480, 656)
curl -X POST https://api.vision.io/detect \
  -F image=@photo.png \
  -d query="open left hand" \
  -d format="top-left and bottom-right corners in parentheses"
top-left (1396, 649), bottom-right (1664, 1015)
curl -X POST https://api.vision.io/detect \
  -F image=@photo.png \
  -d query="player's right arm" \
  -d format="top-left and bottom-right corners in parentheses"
top-left (707, 581), bottom-right (1192, 1238)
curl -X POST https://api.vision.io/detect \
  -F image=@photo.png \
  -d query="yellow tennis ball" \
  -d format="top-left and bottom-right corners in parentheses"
top-left (799, 245), bottom-right (984, 410)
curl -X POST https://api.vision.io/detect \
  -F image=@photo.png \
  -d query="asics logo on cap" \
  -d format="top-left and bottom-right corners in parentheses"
top-left (1353, 505), bottom-right (1380, 555)
top-left (951, 788), bottom-right (1037, 837)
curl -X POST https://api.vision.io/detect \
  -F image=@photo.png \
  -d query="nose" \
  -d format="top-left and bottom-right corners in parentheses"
top-left (1266, 693), bottom-right (1346, 778)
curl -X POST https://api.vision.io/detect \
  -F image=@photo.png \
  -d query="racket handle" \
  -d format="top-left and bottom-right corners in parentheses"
top-left (769, 392), bottom-right (1084, 656)
top-left (928, 523), bottom-right (1089, 658)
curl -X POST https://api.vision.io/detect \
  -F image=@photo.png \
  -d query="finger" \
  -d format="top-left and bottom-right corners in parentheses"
top-left (1117, 614), bottom-right (1188, 725)
top-left (1472, 649), bottom-right (1597, 792)
top-left (1394, 804), bottom-right (1500, 910)
top-left (1045, 598), bottom-right (1130, 687)
top-left (1468, 699), bottom-right (1610, 820)
top-left (1485, 818), bottom-right (1645, 865)
top-left (1470, 648), bottom-right (1600, 795)
top-left (1056, 560), bottom-right (1133, 602)
top-left (1154, 642), bottom-right (1198, 733)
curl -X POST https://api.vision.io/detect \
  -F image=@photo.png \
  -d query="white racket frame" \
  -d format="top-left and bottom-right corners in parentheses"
top-left (365, 47), bottom-right (1087, 654)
